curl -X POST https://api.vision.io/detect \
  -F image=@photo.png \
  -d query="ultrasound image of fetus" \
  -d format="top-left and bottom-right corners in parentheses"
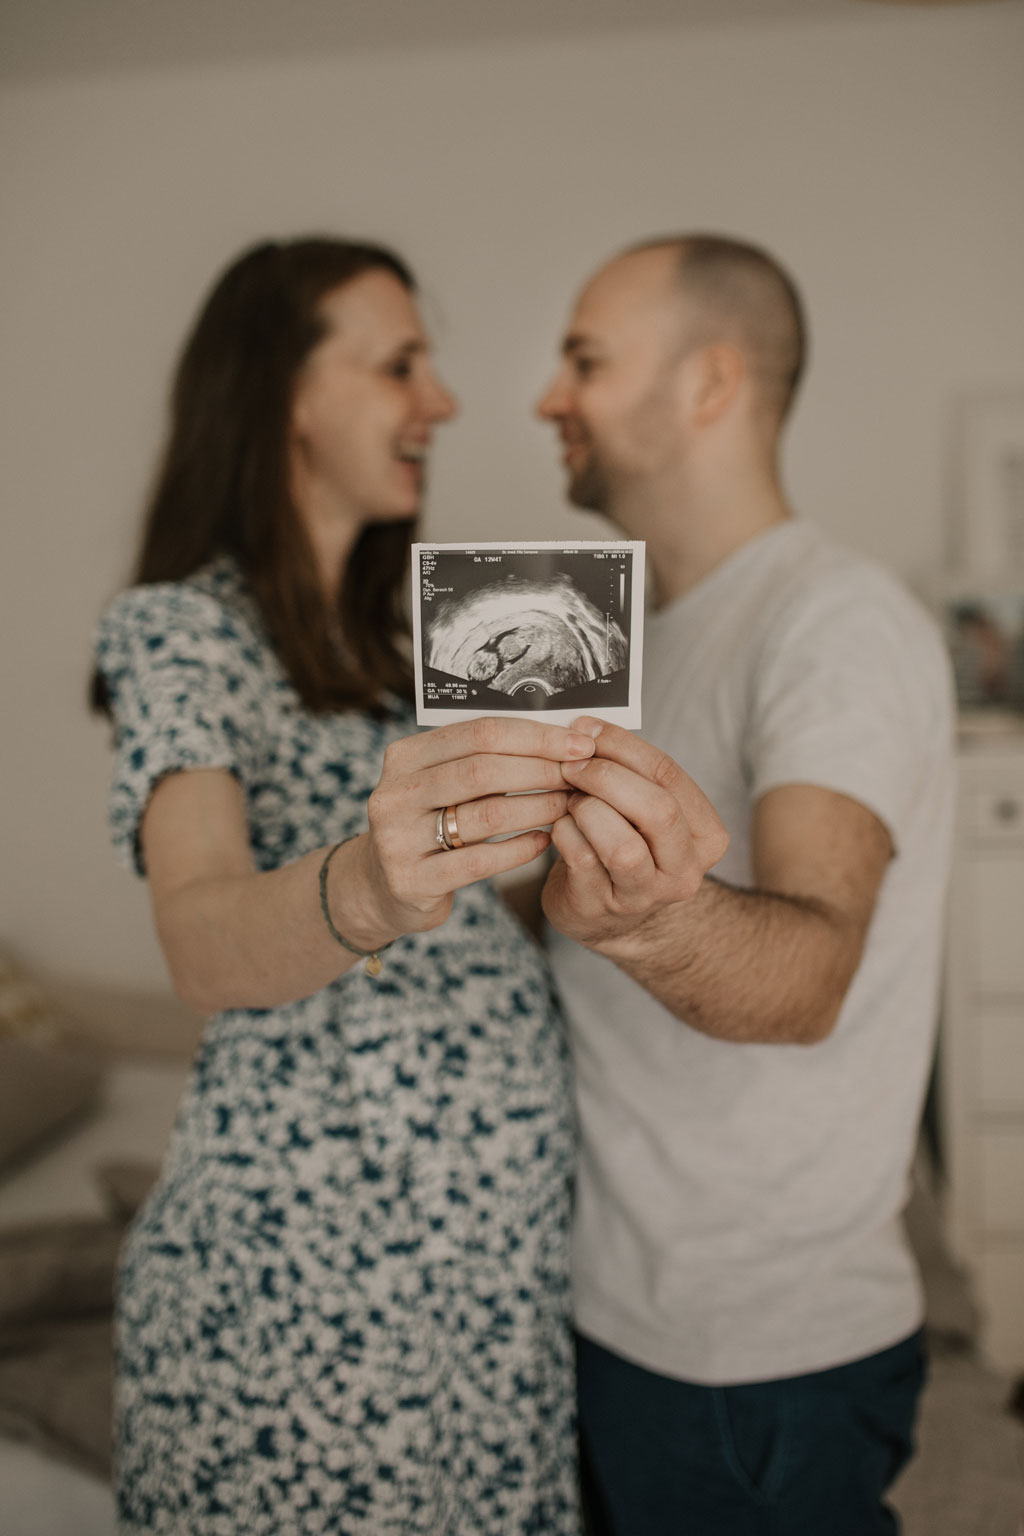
top-left (427, 575), bottom-right (627, 698)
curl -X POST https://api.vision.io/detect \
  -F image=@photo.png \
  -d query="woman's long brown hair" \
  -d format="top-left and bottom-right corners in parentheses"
top-left (91, 237), bottom-right (421, 718)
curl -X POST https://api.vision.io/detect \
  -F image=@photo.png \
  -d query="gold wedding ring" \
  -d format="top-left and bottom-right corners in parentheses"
top-left (442, 804), bottom-right (465, 850)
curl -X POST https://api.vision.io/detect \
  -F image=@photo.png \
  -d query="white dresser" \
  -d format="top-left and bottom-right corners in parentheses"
top-left (941, 722), bottom-right (1024, 1372)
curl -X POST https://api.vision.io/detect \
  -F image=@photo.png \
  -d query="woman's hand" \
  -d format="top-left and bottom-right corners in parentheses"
top-left (346, 716), bottom-right (598, 944)
top-left (140, 717), bottom-right (595, 1013)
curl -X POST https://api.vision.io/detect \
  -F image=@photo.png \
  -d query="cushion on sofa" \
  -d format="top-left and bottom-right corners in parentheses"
top-left (0, 1218), bottom-right (124, 1328)
top-left (0, 951), bottom-right (104, 1174)
top-left (0, 1037), bottom-right (104, 1174)
top-left (0, 951), bottom-right (61, 1046)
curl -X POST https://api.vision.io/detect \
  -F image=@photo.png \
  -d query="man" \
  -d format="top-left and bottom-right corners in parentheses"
top-left (535, 236), bottom-right (955, 1534)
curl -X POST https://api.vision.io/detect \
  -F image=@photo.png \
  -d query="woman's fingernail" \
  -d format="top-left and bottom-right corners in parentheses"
top-left (571, 717), bottom-right (604, 739)
top-left (565, 730), bottom-right (598, 756)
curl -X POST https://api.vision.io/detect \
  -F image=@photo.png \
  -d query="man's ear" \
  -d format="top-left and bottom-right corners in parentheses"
top-left (681, 343), bottom-right (747, 427)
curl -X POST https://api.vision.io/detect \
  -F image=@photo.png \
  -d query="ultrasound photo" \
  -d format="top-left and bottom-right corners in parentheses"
top-left (412, 541), bottom-right (645, 726)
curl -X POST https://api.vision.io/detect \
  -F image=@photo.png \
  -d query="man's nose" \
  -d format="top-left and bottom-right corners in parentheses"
top-left (535, 374), bottom-right (570, 421)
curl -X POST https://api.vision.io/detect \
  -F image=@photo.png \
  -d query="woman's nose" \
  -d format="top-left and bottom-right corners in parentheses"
top-left (424, 372), bottom-right (458, 422)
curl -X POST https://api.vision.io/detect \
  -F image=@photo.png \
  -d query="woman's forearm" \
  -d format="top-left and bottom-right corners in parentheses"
top-left (153, 837), bottom-right (391, 1013)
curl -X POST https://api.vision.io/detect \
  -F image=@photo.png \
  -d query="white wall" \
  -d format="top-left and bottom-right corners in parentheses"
top-left (2, 4), bottom-right (1023, 1010)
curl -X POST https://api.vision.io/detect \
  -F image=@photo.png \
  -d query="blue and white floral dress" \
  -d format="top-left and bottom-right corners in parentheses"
top-left (94, 557), bottom-right (580, 1536)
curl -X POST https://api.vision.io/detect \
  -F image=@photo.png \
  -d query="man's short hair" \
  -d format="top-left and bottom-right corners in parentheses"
top-left (629, 234), bottom-right (808, 424)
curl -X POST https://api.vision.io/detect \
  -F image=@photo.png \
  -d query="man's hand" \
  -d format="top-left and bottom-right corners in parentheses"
top-left (541, 718), bottom-right (729, 950)
top-left (542, 720), bottom-right (894, 1044)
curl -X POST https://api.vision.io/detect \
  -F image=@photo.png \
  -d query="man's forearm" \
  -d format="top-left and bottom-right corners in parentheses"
top-left (593, 875), bottom-right (864, 1045)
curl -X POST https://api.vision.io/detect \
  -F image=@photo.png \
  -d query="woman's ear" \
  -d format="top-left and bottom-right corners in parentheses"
top-left (288, 373), bottom-right (312, 443)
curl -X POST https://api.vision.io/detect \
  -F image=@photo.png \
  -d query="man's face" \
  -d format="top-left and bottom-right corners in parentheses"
top-left (536, 248), bottom-right (691, 517)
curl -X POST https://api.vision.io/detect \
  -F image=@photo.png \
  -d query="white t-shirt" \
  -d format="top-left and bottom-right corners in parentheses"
top-left (548, 520), bottom-right (955, 1385)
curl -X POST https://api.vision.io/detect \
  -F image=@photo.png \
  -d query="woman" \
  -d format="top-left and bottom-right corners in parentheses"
top-left (92, 237), bottom-right (591, 1534)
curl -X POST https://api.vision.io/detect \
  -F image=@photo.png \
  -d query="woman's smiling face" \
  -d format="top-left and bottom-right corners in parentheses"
top-left (289, 268), bottom-right (457, 537)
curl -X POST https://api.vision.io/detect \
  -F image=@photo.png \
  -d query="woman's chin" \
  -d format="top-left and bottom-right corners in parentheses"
top-left (367, 501), bottom-right (420, 526)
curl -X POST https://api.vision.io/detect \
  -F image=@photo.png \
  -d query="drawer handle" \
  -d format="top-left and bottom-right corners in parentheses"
top-left (994, 798), bottom-right (1021, 824)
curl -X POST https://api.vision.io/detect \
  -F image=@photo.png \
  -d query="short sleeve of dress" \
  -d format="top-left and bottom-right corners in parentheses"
top-left (746, 564), bottom-right (954, 854)
top-left (94, 582), bottom-right (267, 876)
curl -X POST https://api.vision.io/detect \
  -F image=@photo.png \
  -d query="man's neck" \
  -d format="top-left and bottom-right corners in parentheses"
top-left (610, 464), bottom-right (792, 610)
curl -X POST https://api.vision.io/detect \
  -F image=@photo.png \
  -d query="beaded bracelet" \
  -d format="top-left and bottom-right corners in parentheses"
top-left (318, 838), bottom-right (394, 977)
